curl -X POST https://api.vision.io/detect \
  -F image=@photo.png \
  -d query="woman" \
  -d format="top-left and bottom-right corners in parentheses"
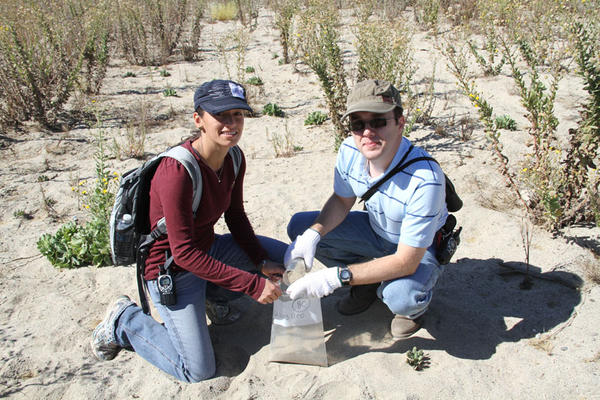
top-left (90, 80), bottom-right (286, 382)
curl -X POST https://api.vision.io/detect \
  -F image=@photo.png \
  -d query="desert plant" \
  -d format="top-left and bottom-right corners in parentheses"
top-left (272, 0), bottom-right (299, 64)
top-left (245, 76), bottom-right (263, 85)
top-left (406, 346), bottom-right (429, 370)
top-left (495, 114), bottom-right (517, 131)
top-left (38, 119), bottom-right (116, 268)
top-left (115, 0), bottom-right (191, 66)
top-left (500, 32), bottom-right (565, 227)
top-left (0, 0), bottom-right (108, 129)
top-left (413, 0), bottom-right (440, 30)
top-left (443, 37), bottom-right (530, 214)
top-left (211, 1), bottom-right (238, 21)
top-left (295, 0), bottom-right (348, 149)
top-left (263, 103), bottom-right (284, 117)
top-left (113, 97), bottom-right (148, 160)
top-left (236, 0), bottom-right (260, 29)
top-left (467, 31), bottom-right (505, 76)
top-left (304, 111), bottom-right (328, 125)
top-left (560, 21), bottom-right (600, 226)
top-left (181, 0), bottom-right (206, 61)
top-left (163, 87), bottom-right (177, 97)
top-left (214, 26), bottom-right (250, 82)
top-left (266, 123), bottom-right (300, 157)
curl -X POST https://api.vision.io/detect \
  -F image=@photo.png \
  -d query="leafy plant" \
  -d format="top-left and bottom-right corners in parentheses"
top-left (245, 66), bottom-right (255, 73)
top-left (263, 103), bottom-right (284, 117)
top-left (295, 0), bottom-right (348, 149)
top-left (37, 175), bottom-right (50, 182)
top-left (123, 71), bottom-right (136, 78)
top-left (245, 76), bottom-right (263, 85)
top-left (272, 0), bottom-right (299, 64)
top-left (163, 88), bottom-right (177, 97)
top-left (304, 111), bottom-right (328, 125)
top-left (467, 35), bottom-right (505, 76)
top-left (495, 114), bottom-right (517, 130)
top-left (38, 118), bottom-right (117, 268)
top-left (159, 69), bottom-right (171, 77)
top-left (406, 346), bottom-right (429, 370)
top-left (13, 209), bottom-right (33, 220)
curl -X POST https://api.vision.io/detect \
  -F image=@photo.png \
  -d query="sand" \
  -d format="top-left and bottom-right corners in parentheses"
top-left (1, 8), bottom-right (599, 400)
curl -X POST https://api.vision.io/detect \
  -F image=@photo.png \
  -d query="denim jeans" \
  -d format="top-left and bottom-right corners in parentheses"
top-left (287, 211), bottom-right (442, 319)
top-left (114, 234), bottom-right (286, 382)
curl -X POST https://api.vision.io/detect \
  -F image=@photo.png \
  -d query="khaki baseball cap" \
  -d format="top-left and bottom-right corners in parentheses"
top-left (342, 79), bottom-right (403, 119)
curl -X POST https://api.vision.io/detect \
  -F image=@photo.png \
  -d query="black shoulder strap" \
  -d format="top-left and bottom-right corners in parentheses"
top-left (360, 145), bottom-right (439, 203)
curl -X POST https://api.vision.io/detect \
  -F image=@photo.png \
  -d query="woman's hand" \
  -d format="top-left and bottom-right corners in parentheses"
top-left (260, 260), bottom-right (285, 283)
top-left (256, 279), bottom-right (282, 304)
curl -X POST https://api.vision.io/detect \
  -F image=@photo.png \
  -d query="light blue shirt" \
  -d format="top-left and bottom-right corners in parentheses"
top-left (334, 137), bottom-right (448, 248)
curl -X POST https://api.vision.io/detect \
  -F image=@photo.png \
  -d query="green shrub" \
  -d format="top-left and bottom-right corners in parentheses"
top-left (38, 119), bottom-right (117, 268)
top-left (295, 0), bottom-right (348, 149)
top-left (263, 103), bottom-right (284, 117)
top-left (304, 111), bottom-right (328, 125)
top-left (245, 66), bottom-right (255, 73)
top-left (163, 88), bottom-right (177, 97)
top-left (245, 76), bottom-right (263, 85)
top-left (494, 114), bottom-right (517, 130)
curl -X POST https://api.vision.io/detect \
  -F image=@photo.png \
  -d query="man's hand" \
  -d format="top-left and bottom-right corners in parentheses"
top-left (286, 268), bottom-right (341, 300)
top-left (260, 260), bottom-right (285, 282)
top-left (284, 228), bottom-right (321, 270)
top-left (256, 279), bottom-right (283, 304)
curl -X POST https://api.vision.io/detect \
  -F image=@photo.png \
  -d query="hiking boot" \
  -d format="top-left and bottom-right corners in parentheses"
top-left (206, 300), bottom-right (241, 325)
top-left (390, 315), bottom-right (422, 339)
top-left (336, 283), bottom-right (379, 315)
top-left (91, 295), bottom-right (134, 361)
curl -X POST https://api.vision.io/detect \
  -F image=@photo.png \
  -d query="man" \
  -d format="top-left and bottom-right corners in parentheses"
top-left (284, 79), bottom-right (448, 339)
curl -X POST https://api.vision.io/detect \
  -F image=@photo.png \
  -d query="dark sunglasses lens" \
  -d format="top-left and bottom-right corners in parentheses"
top-left (349, 120), bottom-right (365, 131)
top-left (370, 118), bottom-right (388, 128)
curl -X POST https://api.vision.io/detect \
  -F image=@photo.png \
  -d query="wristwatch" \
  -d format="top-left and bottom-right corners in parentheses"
top-left (338, 266), bottom-right (353, 286)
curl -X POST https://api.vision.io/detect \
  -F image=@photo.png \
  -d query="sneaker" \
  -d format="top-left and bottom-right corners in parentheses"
top-left (91, 295), bottom-right (134, 361)
top-left (336, 283), bottom-right (379, 315)
top-left (390, 315), bottom-right (422, 339)
top-left (205, 300), bottom-right (241, 325)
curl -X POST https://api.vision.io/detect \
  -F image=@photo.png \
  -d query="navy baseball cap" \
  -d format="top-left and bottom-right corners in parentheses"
top-left (193, 80), bottom-right (253, 114)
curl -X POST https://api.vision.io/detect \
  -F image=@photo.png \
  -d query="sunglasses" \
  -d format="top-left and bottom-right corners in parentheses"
top-left (348, 117), bottom-right (397, 133)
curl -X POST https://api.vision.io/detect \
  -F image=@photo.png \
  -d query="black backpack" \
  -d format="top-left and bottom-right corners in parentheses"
top-left (359, 144), bottom-right (462, 264)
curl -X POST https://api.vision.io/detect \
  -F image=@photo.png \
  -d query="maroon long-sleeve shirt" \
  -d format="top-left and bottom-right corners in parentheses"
top-left (144, 140), bottom-right (267, 300)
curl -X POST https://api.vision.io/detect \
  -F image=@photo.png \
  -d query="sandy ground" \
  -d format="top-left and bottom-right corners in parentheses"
top-left (1, 8), bottom-right (599, 400)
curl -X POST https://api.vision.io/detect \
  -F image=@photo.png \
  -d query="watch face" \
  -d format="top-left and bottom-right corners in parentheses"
top-left (340, 268), bottom-right (352, 282)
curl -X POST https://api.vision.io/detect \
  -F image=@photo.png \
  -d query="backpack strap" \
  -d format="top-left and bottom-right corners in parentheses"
top-left (360, 144), bottom-right (416, 203)
top-left (163, 146), bottom-right (203, 215)
top-left (229, 145), bottom-right (242, 178)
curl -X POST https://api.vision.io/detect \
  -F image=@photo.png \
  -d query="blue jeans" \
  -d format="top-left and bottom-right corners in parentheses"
top-left (287, 211), bottom-right (442, 319)
top-left (114, 234), bottom-right (286, 382)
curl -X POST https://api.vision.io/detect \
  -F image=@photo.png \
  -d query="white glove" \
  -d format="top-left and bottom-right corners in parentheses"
top-left (284, 228), bottom-right (321, 270)
top-left (286, 268), bottom-right (341, 300)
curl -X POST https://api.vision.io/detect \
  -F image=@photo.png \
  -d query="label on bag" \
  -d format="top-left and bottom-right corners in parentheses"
top-left (272, 296), bottom-right (322, 327)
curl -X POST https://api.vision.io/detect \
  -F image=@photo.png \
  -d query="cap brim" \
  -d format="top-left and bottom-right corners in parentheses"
top-left (342, 102), bottom-right (396, 119)
top-left (199, 97), bottom-right (253, 114)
